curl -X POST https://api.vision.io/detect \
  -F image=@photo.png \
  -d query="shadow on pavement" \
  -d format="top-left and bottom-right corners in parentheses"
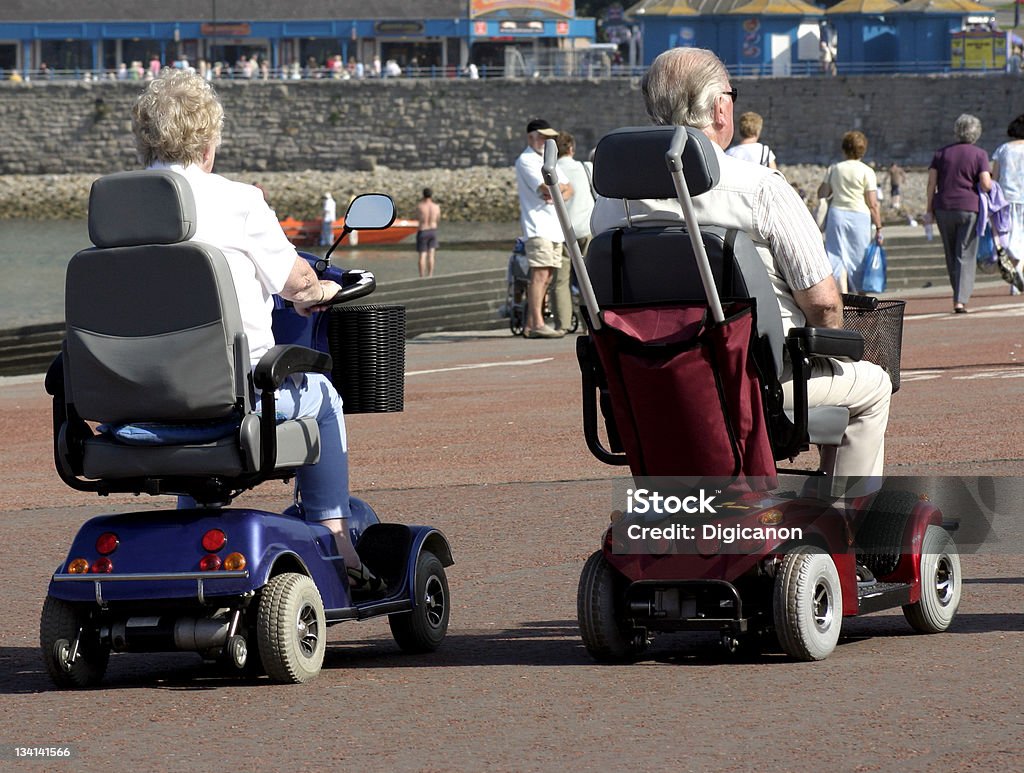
top-left (5, 610), bottom-right (1021, 694)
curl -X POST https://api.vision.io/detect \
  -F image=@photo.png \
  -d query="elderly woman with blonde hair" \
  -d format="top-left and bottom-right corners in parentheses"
top-left (131, 70), bottom-right (386, 593)
top-left (817, 130), bottom-right (884, 294)
top-left (925, 113), bottom-right (993, 313)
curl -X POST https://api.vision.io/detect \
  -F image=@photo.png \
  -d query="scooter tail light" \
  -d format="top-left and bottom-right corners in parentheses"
top-left (199, 554), bottom-right (222, 571)
top-left (68, 558), bottom-right (90, 574)
top-left (202, 529), bottom-right (227, 552)
top-left (223, 552), bottom-right (247, 571)
top-left (96, 532), bottom-right (119, 555)
top-left (90, 557), bottom-right (113, 574)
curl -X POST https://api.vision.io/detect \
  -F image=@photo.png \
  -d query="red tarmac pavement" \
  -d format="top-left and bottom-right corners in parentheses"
top-left (0, 284), bottom-right (1021, 772)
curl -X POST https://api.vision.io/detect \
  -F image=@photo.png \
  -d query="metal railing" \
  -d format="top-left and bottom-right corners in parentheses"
top-left (3, 60), bottom-right (1022, 82)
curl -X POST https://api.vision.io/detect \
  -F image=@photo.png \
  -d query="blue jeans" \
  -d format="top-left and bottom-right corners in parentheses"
top-left (179, 372), bottom-right (351, 520)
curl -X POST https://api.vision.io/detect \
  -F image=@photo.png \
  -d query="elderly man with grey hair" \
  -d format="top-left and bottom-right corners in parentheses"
top-left (591, 47), bottom-right (892, 484)
top-left (925, 113), bottom-right (993, 313)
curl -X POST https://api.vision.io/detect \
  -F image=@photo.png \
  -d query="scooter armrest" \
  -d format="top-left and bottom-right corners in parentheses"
top-left (786, 327), bottom-right (864, 362)
top-left (253, 345), bottom-right (333, 391)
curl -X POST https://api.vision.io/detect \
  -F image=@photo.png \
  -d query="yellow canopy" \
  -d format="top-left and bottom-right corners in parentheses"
top-left (728, 0), bottom-right (824, 14)
top-left (890, 0), bottom-right (992, 11)
top-left (825, 0), bottom-right (898, 14)
top-left (626, 0), bottom-right (700, 16)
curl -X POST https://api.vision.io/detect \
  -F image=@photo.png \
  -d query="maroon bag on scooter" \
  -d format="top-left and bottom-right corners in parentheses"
top-left (591, 299), bottom-right (777, 489)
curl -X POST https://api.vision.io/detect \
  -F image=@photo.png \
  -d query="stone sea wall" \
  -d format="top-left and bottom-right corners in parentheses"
top-left (0, 72), bottom-right (1013, 220)
top-left (0, 165), bottom-right (931, 224)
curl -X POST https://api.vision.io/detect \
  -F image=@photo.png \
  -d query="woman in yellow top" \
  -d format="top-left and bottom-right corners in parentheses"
top-left (817, 130), bottom-right (884, 293)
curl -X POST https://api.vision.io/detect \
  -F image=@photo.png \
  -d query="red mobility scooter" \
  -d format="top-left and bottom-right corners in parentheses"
top-left (542, 127), bottom-right (961, 661)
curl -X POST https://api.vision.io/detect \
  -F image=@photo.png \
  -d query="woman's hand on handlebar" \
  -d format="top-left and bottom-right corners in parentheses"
top-left (294, 280), bottom-right (341, 317)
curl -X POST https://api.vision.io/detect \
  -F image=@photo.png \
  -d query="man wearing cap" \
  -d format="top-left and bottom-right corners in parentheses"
top-left (515, 118), bottom-right (573, 338)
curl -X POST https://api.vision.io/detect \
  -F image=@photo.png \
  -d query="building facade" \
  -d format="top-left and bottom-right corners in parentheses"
top-left (0, 1), bottom-right (597, 77)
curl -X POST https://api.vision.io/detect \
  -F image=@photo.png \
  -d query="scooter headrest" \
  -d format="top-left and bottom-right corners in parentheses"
top-left (88, 170), bottom-right (197, 248)
top-left (592, 125), bottom-right (720, 201)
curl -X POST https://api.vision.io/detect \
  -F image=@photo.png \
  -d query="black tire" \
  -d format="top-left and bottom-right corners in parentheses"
top-left (257, 573), bottom-right (326, 684)
top-left (510, 307), bottom-right (524, 337)
top-left (856, 490), bottom-right (919, 578)
top-left (903, 525), bottom-right (962, 633)
top-left (39, 596), bottom-right (109, 689)
top-left (389, 551), bottom-right (450, 653)
top-left (773, 546), bottom-right (843, 661)
top-left (577, 551), bottom-right (642, 663)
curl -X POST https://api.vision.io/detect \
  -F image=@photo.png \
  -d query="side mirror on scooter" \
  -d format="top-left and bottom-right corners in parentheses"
top-left (325, 193), bottom-right (397, 263)
top-left (345, 193), bottom-right (396, 230)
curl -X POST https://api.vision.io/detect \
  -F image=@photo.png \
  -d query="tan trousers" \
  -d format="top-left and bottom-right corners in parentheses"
top-left (782, 357), bottom-right (892, 481)
top-left (550, 245), bottom-right (573, 331)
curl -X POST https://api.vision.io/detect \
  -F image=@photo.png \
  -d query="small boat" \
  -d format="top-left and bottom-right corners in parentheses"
top-left (279, 216), bottom-right (419, 247)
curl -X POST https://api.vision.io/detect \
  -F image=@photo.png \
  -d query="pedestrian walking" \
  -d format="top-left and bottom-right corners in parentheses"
top-left (817, 131), bottom-right (883, 293)
top-left (925, 114), bottom-right (993, 313)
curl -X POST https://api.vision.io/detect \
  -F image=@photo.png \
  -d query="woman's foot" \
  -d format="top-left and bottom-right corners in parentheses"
top-left (953, 304), bottom-right (968, 314)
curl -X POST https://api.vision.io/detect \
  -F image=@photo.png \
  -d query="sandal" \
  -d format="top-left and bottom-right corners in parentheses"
top-left (347, 563), bottom-right (387, 595)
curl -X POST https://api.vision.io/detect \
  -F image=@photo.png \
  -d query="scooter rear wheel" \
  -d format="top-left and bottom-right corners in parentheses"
top-left (773, 546), bottom-right (842, 661)
top-left (40, 596), bottom-right (110, 688)
top-left (577, 551), bottom-right (643, 663)
top-left (257, 573), bottom-right (326, 684)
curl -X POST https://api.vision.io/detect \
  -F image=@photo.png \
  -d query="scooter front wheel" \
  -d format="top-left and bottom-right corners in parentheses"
top-left (903, 525), bottom-right (961, 633)
top-left (389, 550), bottom-right (450, 653)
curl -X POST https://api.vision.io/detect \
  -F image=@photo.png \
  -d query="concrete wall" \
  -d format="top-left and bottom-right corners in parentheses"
top-left (1, 74), bottom-right (1021, 175)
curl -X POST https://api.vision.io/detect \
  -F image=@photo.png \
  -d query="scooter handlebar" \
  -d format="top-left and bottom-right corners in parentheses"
top-left (296, 252), bottom-right (377, 306)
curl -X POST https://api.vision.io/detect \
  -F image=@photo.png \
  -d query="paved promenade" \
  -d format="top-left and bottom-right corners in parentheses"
top-left (1, 281), bottom-right (1021, 772)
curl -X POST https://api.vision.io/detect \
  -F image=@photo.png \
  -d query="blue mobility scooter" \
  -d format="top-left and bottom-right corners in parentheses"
top-left (41, 171), bottom-right (452, 686)
top-left (542, 128), bottom-right (962, 662)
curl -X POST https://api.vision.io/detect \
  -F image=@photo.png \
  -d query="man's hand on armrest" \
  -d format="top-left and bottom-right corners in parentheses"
top-left (793, 276), bottom-right (843, 328)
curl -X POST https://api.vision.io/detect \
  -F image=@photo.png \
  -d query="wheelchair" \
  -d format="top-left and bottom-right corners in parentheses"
top-left (541, 126), bottom-right (962, 661)
top-left (40, 171), bottom-right (452, 686)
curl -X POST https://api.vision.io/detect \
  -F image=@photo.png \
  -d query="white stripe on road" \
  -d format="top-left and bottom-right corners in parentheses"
top-left (406, 358), bottom-right (554, 377)
top-left (906, 301), bottom-right (1024, 321)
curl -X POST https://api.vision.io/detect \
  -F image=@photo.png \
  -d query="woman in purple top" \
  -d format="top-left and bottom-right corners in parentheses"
top-left (925, 113), bottom-right (993, 313)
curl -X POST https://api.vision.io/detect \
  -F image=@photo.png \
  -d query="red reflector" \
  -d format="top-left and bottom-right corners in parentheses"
top-left (202, 529), bottom-right (227, 552)
top-left (199, 554), bottom-right (222, 571)
top-left (96, 532), bottom-right (119, 555)
top-left (91, 557), bottom-right (113, 573)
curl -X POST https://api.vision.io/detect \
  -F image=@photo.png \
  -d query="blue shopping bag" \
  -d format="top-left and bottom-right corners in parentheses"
top-left (977, 225), bottom-right (996, 266)
top-left (862, 242), bottom-right (887, 294)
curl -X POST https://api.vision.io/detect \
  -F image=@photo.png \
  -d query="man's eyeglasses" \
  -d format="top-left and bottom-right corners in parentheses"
top-left (722, 88), bottom-right (739, 103)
